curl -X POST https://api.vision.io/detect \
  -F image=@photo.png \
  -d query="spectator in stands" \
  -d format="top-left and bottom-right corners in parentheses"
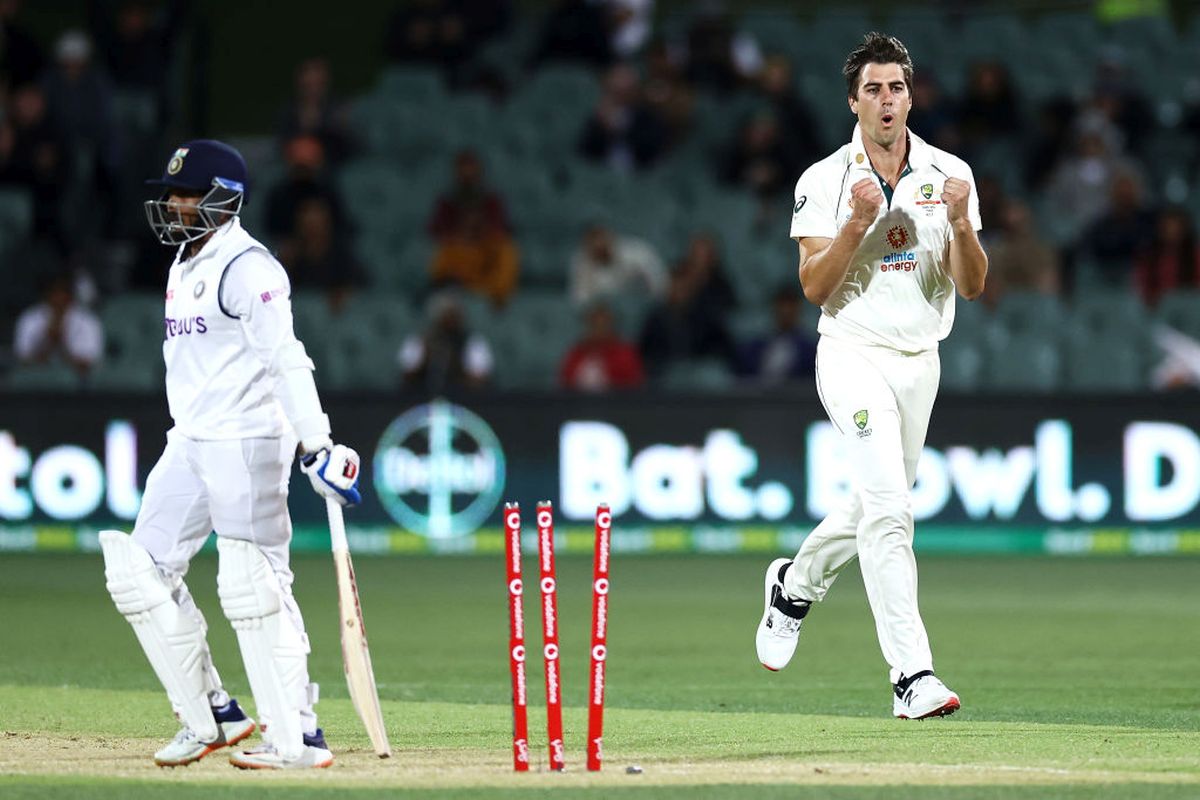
top-left (0, 0), bottom-right (46, 90)
top-left (285, 196), bottom-right (366, 315)
top-left (277, 57), bottom-right (355, 164)
top-left (756, 54), bottom-right (822, 170)
top-left (265, 135), bottom-right (350, 252)
top-left (958, 61), bottom-right (1020, 154)
top-left (734, 285), bottom-right (816, 384)
top-left (88, 0), bottom-right (187, 130)
top-left (638, 264), bottom-right (734, 376)
top-left (528, 0), bottom-right (612, 69)
top-left (1083, 53), bottom-right (1154, 157)
top-left (579, 62), bottom-right (667, 172)
top-left (386, 0), bottom-right (475, 81)
top-left (718, 109), bottom-right (798, 211)
top-left (399, 290), bottom-right (493, 391)
top-left (42, 31), bottom-right (122, 206)
top-left (1045, 127), bottom-right (1141, 242)
top-left (973, 174), bottom-right (1008, 251)
top-left (1136, 206), bottom-right (1200, 307)
top-left (14, 272), bottom-right (104, 376)
top-left (676, 231), bottom-right (735, 317)
top-left (0, 84), bottom-right (69, 246)
top-left (601, 0), bottom-right (653, 59)
top-left (982, 200), bottom-right (1061, 304)
top-left (559, 301), bottom-right (645, 391)
top-left (907, 68), bottom-right (959, 153)
top-left (1024, 96), bottom-right (1078, 191)
top-left (430, 205), bottom-right (519, 307)
top-left (641, 37), bottom-right (694, 149)
top-left (427, 149), bottom-right (510, 241)
top-left (682, 3), bottom-right (762, 95)
top-left (569, 222), bottom-right (666, 307)
top-left (1082, 170), bottom-right (1154, 287)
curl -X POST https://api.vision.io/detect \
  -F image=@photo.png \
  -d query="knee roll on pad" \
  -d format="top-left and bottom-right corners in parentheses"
top-left (216, 538), bottom-right (311, 760)
top-left (99, 531), bottom-right (219, 741)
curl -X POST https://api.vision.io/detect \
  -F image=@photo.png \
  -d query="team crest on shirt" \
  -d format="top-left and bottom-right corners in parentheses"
top-left (914, 183), bottom-right (942, 215)
top-left (853, 409), bottom-right (872, 438)
top-left (886, 225), bottom-right (909, 249)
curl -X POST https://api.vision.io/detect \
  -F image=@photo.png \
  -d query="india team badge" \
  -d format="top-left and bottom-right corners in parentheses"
top-left (167, 147), bottom-right (189, 175)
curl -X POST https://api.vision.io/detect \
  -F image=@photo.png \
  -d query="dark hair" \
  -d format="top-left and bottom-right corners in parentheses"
top-left (843, 32), bottom-right (914, 98)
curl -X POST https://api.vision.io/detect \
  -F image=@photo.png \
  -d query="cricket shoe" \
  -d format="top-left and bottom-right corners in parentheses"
top-left (229, 728), bottom-right (334, 770)
top-left (893, 671), bottom-right (961, 719)
top-left (756, 558), bottom-right (812, 671)
top-left (154, 699), bottom-right (256, 767)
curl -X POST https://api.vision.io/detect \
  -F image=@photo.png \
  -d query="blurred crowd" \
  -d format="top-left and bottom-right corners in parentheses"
top-left (3, 0), bottom-right (1199, 391)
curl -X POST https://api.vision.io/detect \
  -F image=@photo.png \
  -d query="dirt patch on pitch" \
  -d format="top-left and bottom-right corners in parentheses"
top-left (2, 732), bottom-right (1197, 789)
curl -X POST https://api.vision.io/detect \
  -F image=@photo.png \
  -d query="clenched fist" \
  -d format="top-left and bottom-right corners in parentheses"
top-left (849, 177), bottom-right (884, 223)
top-left (941, 177), bottom-right (971, 223)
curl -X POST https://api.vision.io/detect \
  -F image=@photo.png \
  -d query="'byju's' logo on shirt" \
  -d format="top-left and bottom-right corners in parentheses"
top-left (164, 316), bottom-right (207, 337)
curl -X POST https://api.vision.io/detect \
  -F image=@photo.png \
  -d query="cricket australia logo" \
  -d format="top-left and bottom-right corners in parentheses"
top-left (373, 399), bottom-right (506, 538)
top-left (853, 409), bottom-right (872, 439)
top-left (886, 225), bottom-right (909, 249)
top-left (921, 183), bottom-right (934, 199)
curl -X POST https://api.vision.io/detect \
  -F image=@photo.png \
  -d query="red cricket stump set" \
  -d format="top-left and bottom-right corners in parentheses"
top-left (504, 501), bottom-right (612, 772)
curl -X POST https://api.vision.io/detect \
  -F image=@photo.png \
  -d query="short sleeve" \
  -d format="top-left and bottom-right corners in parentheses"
top-left (218, 249), bottom-right (296, 369)
top-left (789, 163), bottom-right (837, 241)
top-left (218, 249), bottom-right (291, 320)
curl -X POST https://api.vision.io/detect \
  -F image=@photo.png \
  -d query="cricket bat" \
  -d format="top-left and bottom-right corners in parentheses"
top-left (326, 497), bottom-right (392, 758)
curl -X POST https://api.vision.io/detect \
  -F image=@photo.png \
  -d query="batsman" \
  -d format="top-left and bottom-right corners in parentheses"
top-left (99, 139), bottom-right (361, 769)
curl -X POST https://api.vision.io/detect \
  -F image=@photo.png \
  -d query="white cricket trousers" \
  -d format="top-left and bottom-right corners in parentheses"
top-left (132, 429), bottom-right (318, 731)
top-left (784, 335), bottom-right (941, 683)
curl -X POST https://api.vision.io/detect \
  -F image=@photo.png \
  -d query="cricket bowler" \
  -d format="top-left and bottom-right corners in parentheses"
top-left (755, 33), bottom-right (987, 719)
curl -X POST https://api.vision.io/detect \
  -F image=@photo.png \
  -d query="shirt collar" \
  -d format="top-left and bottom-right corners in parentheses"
top-left (848, 123), bottom-right (933, 171)
top-left (177, 218), bottom-right (242, 271)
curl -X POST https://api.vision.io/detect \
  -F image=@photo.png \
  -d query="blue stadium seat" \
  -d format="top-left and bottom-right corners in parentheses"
top-left (1063, 334), bottom-right (1144, 391)
top-left (0, 188), bottom-right (33, 251)
top-left (6, 363), bottom-right (84, 391)
top-left (985, 334), bottom-right (1061, 392)
top-left (1155, 290), bottom-right (1200, 339)
top-left (659, 358), bottom-right (736, 392)
top-left (375, 66), bottom-right (446, 105)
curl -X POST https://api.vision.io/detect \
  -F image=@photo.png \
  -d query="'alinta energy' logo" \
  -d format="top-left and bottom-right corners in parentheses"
top-left (373, 400), bottom-right (506, 538)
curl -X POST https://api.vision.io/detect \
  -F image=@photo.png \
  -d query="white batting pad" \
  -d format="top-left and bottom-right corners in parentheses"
top-left (216, 537), bottom-right (310, 760)
top-left (99, 530), bottom-right (220, 742)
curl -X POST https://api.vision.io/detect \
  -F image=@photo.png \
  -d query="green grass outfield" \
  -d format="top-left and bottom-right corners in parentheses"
top-left (1, 553), bottom-right (1198, 798)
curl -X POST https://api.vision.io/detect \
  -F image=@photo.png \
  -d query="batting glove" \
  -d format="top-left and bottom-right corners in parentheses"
top-left (300, 443), bottom-right (362, 507)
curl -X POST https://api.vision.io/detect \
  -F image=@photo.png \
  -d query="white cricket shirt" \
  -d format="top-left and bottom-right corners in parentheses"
top-left (790, 124), bottom-right (982, 353)
top-left (162, 218), bottom-right (298, 440)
